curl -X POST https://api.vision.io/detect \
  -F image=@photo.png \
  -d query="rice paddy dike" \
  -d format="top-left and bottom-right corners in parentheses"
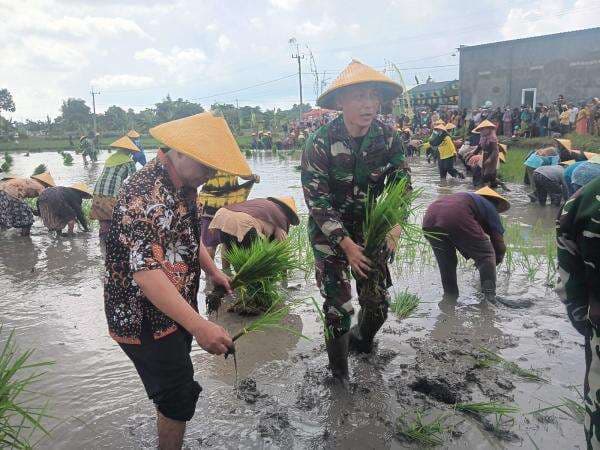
top-left (0, 148), bottom-right (584, 449)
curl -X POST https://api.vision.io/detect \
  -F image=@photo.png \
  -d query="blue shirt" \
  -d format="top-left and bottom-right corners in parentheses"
top-left (572, 162), bottom-right (600, 188)
top-left (131, 139), bottom-right (147, 166)
top-left (564, 161), bottom-right (586, 188)
top-left (524, 151), bottom-right (559, 169)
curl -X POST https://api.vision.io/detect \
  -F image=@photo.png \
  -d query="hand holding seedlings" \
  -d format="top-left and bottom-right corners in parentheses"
top-left (339, 237), bottom-right (372, 278)
top-left (192, 319), bottom-right (232, 355)
top-left (209, 270), bottom-right (233, 295)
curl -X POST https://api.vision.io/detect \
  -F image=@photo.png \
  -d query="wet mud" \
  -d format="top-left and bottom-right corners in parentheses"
top-left (0, 150), bottom-right (586, 448)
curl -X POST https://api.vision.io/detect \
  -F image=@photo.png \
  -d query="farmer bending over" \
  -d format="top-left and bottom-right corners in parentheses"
top-left (103, 113), bottom-right (250, 449)
top-left (301, 60), bottom-right (410, 387)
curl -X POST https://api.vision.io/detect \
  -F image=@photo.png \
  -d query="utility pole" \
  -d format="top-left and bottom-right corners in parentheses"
top-left (235, 98), bottom-right (241, 133)
top-left (289, 38), bottom-right (304, 123)
top-left (90, 88), bottom-right (100, 136)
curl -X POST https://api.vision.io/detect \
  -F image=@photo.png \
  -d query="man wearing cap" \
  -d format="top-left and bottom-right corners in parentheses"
top-left (127, 129), bottom-right (147, 166)
top-left (556, 176), bottom-right (600, 449)
top-left (103, 112), bottom-right (248, 448)
top-left (422, 187), bottom-right (509, 303)
top-left (428, 122), bottom-right (465, 180)
top-left (301, 59), bottom-right (410, 386)
top-left (90, 135), bottom-right (139, 239)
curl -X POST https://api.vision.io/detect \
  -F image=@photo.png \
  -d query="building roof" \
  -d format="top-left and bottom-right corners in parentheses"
top-left (408, 80), bottom-right (458, 95)
top-left (459, 26), bottom-right (600, 52)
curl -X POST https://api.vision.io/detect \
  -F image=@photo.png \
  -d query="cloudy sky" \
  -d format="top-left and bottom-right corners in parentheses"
top-left (2, 0), bottom-right (599, 120)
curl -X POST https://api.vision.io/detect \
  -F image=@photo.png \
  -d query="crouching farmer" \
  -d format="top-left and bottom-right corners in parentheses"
top-left (422, 187), bottom-right (509, 303)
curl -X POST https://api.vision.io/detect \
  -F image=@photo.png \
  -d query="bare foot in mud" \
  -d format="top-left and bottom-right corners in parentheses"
top-left (492, 296), bottom-right (534, 309)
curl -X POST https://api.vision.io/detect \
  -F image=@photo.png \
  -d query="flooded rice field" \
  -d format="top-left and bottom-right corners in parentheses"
top-left (0, 149), bottom-right (585, 449)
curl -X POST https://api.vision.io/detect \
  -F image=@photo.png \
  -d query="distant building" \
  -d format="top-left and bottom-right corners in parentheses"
top-left (408, 80), bottom-right (459, 109)
top-left (459, 27), bottom-right (600, 110)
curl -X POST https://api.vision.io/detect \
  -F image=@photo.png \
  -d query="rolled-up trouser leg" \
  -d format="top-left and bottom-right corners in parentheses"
top-left (459, 237), bottom-right (497, 295)
top-left (425, 229), bottom-right (459, 295)
top-left (314, 255), bottom-right (353, 338)
top-left (585, 329), bottom-right (600, 449)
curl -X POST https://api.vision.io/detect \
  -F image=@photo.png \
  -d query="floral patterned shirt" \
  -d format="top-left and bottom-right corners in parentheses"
top-left (104, 150), bottom-right (201, 344)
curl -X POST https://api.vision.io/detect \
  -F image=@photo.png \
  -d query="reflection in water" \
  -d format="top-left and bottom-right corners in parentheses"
top-left (0, 237), bottom-right (39, 281)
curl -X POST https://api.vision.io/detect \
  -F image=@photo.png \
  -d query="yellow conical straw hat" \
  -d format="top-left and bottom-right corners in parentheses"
top-left (267, 196), bottom-right (300, 225)
top-left (499, 143), bottom-right (507, 154)
top-left (69, 182), bottom-right (92, 198)
top-left (445, 123), bottom-right (456, 130)
top-left (475, 186), bottom-right (510, 213)
top-left (559, 159), bottom-right (576, 166)
top-left (1, 174), bottom-right (17, 181)
top-left (553, 138), bottom-right (572, 152)
top-left (499, 152), bottom-right (506, 163)
top-left (150, 112), bottom-right (252, 177)
top-left (110, 135), bottom-right (140, 153)
top-left (317, 59), bottom-right (403, 110)
top-left (126, 129), bottom-right (140, 139)
top-left (31, 172), bottom-right (56, 188)
top-left (433, 123), bottom-right (447, 131)
top-left (472, 120), bottom-right (497, 133)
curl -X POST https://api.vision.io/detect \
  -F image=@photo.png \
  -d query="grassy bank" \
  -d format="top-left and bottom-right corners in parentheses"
top-left (499, 147), bottom-right (529, 183)
top-left (501, 133), bottom-right (600, 151)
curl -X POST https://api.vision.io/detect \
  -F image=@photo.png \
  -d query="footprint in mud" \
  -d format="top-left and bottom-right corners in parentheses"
top-left (534, 329), bottom-right (560, 341)
top-left (236, 377), bottom-right (267, 404)
top-left (258, 407), bottom-right (294, 444)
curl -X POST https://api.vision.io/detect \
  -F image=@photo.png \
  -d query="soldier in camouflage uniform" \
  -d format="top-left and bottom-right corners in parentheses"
top-left (556, 176), bottom-right (600, 448)
top-left (301, 60), bottom-right (409, 386)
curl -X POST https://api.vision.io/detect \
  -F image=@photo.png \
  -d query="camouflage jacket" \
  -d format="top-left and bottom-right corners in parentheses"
top-left (556, 176), bottom-right (600, 336)
top-left (301, 115), bottom-right (408, 255)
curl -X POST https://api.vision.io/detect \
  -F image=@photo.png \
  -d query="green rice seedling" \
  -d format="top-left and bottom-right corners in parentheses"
top-left (395, 410), bottom-right (451, 447)
top-left (2, 152), bottom-right (14, 172)
top-left (0, 327), bottom-right (54, 448)
top-left (478, 347), bottom-right (547, 382)
top-left (32, 164), bottom-right (47, 176)
top-left (59, 151), bottom-right (74, 166)
top-left (528, 396), bottom-right (585, 424)
top-left (206, 237), bottom-right (301, 315)
top-left (81, 199), bottom-right (97, 229)
top-left (244, 149), bottom-right (253, 157)
top-left (390, 289), bottom-right (420, 319)
top-left (288, 217), bottom-right (314, 278)
top-left (455, 401), bottom-right (519, 415)
top-left (309, 296), bottom-right (332, 341)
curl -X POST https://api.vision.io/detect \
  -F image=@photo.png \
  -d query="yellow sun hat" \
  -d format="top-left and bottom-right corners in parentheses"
top-left (499, 152), bottom-right (506, 163)
top-left (499, 143), bottom-right (508, 154)
top-left (472, 120), bottom-right (497, 133)
top-left (126, 129), bottom-right (140, 139)
top-left (110, 135), bottom-right (140, 153)
top-left (475, 186), bottom-right (510, 213)
top-left (31, 172), bottom-right (56, 188)
top-left (317, 59), bottom-right (403, 110)
top-left (267, 196), bottom-right (300, 225)
top-left (553, 138), bottom-right (572, 152)
top-left (1, 174), bottom-right (17, 181)
top-left (69, 182), bottom-right (92, 198)
top-left (445, 123), bottom-right (456, 130)
top-left (149, 112), bottom-right (252, 177)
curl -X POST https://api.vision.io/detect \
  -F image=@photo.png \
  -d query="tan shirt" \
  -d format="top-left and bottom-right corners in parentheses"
top-left (209, 208), bottom-right (276, 242)
top-left (0, 178), bottom-right (45, 199)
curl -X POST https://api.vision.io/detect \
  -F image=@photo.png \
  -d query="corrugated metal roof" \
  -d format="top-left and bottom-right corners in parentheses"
top-left (408, 80), bottom-right (458, 94)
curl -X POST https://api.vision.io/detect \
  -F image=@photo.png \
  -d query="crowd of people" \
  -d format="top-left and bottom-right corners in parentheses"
top-left (1, 58), bottom-right (600, 449)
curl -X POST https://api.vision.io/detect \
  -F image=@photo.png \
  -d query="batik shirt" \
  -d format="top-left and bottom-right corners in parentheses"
top-left (301, 115), bottom-right (408, 256)
top-left (104, 151), bottom-right (201, 344)
top-left (556, 177), bottom-right (600, 336)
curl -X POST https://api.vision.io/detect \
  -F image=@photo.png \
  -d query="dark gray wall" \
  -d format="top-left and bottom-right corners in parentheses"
top-left (459, 28), bottom-right (600, 109)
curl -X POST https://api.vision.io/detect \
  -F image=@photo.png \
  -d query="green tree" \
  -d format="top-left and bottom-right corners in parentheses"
top-left (155, 95), bottom-right (204, 123)
top-left (59, 98), bottom-right (91, 133)
top-left (104, 105), bottom-right (128, 132)
top-left (0, 88), bottom-right (16, 135)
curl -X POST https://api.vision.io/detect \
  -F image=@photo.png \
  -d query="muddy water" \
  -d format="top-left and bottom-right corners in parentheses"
top-left (0, 150), bottom-right (585, 449)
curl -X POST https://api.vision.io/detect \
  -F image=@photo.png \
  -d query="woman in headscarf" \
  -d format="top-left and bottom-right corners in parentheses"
top-left (575, 103), bottom-right (590, 135)
top-left (38, 182), bottom-right (92, 236)
top-left (472, 120), bottom-right (500, 188)
top-left (90, 136), bottom-right (138, 239)
top-left (0, 172), bottom-right (55, 236)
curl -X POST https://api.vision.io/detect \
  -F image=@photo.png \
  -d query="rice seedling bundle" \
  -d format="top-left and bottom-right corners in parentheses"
top-left (455, 401), bottom-right (519, 416)
top-left (390, 289), bottom-right (420, 319)
top-left (395, 410), bottom-right (451, 447)
top-left (206, 237), bottom-right (301, 315)
top-left (359, 178), bottom-right (421, 302)
top-left (0, 327), bottom-right (54, 448)
top-left (32, 164), bottom-right (47, 176)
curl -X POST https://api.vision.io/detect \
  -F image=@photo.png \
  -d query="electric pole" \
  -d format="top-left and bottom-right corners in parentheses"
top-left (90, 88), bottom-right (100, 136)
top-left (235, 98), bottom-right (241, 133)
top-left (289, 38), bottom-right (304, 123)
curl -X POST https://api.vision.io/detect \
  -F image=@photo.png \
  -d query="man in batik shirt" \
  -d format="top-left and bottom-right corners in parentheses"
top-left (301, 60), bottom-right (409, 386)
top-left (556, 177), bottom-right (600, 448)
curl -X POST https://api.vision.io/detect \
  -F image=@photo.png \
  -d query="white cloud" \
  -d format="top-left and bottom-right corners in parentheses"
top-left (206, 22), bottom-right (219, 32)
top-left (217, 34), bottom-right (232, 51)
top-left (269, 0), bottom-right (301, 10)
top-left (296, 16), bottom-right (336, 36)
top-left (249, 17), bottom-right (264, 29)
top-left (501, 0), bottom-right (600, 40)
top-left (134, 47), bottom-right (207, 68)
top-left (90, 74), bottom-right (155, 89)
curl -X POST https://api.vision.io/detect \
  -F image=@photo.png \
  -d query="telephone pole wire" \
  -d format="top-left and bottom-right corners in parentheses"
top-left (90, 88), bottom-right (100, 137)
top-left (289, 38), bottom-right (304, 124)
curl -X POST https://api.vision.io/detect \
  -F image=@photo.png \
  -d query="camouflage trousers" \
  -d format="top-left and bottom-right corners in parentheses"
top-left (585, 329), bottom-right (600, 449)
top-left (314, 250), bottom-right (390, 338)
